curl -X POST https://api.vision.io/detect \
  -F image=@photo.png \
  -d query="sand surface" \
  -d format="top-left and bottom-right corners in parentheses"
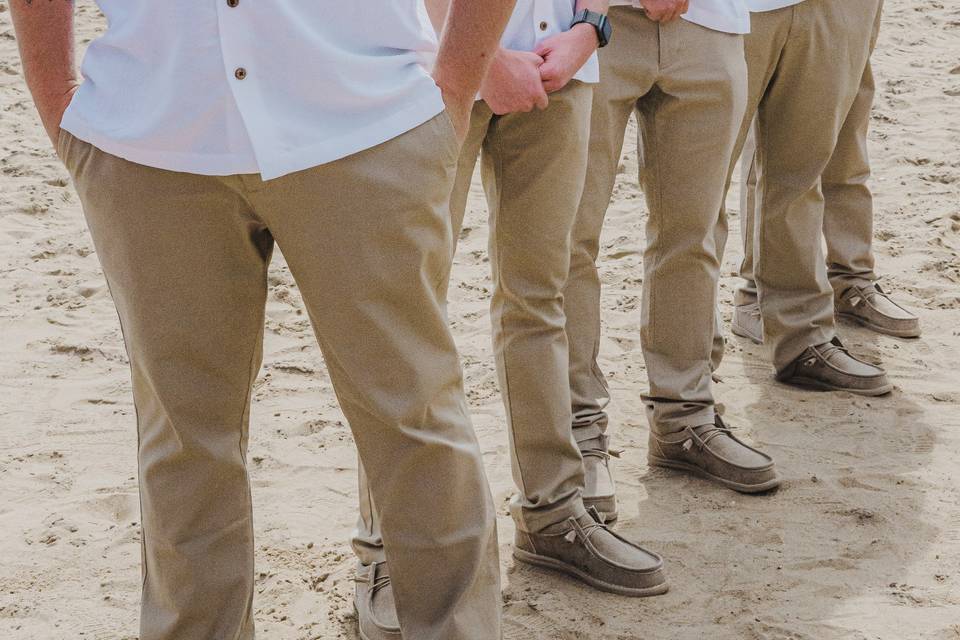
top-left (1, 2), bottom-right (959, 638)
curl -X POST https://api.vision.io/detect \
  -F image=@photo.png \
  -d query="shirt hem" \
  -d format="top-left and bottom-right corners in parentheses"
top-left (682, 8), bottom-right (751, 34)
top-left (60, 90), bottom-right (447, 181)
top-left (255, 90), bottom-right (446, 181)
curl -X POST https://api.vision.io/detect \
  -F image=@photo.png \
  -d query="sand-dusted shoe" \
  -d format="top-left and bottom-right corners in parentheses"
top-left (514, 508), bottom-right (668, 597)
top-left (837, 284), bottom-right (921, 338)
top-left (580, 435), bottom-right (620, 525)
top-left (648, 416), bottom-right (781, 494)
top-left (354, 562), bottom-right (400, 640)
top-left (776, 338), bottom-right (892, 396)
top-left (731, 300), bottom-right (763, 344)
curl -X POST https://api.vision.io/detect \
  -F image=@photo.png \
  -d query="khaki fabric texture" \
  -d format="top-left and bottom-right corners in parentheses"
top-left (353, 83), bottom-right (593, 544)
top-left (737, 2), bottom-right (884, 299)
top-left (564, 7), bottom-right (747, 437)
top-left (58, 114), bottom-right (502, 640)
top-left (724, 0), bottom-right (884, 369)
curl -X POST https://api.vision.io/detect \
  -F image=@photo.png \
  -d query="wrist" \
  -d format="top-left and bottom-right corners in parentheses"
top-left (32, 80), bottom-right (79, 107)
top-left (569, 22), bottom-right (600, 49)
top-left (433, 69), bottom-right (474, 106)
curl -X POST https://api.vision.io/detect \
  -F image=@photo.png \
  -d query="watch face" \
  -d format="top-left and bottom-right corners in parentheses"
top-left (601, 17), bottom-right (612, 44)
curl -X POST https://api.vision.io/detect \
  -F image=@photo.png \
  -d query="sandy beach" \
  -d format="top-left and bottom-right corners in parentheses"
top-left (1, 1), bottom-right (959, 638)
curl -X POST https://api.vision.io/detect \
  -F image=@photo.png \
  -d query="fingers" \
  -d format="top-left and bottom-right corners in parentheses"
top-left (671, 0), bottom-right (689, 21)
top-left (527, 52), bottom-right (546, 66)
top-left (534, 88), bottom-right (549, 110)
top-left (669, 1), bottom-right (688, 21)
top-left (645, 0), bottom-right (686, 22)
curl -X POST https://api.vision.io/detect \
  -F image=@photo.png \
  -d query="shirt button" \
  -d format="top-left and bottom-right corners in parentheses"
top-left (227, 0), bottom-right (238, 6)
top-left (234, 67), bottom-right (247, 80)
top-left (539, 21), bottom-right (548, 31)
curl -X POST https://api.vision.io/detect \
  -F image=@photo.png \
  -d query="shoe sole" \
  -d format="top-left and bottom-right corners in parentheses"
top-left (513, 548), bottom-right (669, 598)
top-left (353, 602), bottom-right (399, 640)
top-left (778, 374), bottom-right (894, 397)
top-left (731, 323), bottom-right (763, 345)
top-left (837, 311), bottom-right (921, 339)
top-left (353, 602), bottom-right (370, 640)
top-left (648, 456), bottom-right (782, 494)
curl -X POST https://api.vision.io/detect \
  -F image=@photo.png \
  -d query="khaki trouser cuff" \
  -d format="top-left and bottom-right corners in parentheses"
top-left (643, 400), bottom-right (715, 437)
top-left (773, 326), bottom-right (836, 373)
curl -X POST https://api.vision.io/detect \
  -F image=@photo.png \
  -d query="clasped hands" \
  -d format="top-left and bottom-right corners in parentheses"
top-left (481, 0), bottom-right (688, 115)
top-left (480, 23), bottom-right (599, 115)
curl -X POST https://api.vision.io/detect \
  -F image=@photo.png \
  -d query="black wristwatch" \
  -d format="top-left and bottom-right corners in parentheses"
top-left (571, 10), bottom-right (612, 48)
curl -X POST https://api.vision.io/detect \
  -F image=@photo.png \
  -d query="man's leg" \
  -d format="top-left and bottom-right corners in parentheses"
top-left (478, 78), bottom-right (666, 597)
top-left (732, 128), bottom-right (767, 344)
top-left (638, 19), bottom-right (779, 493)
top-left (563, 7), bottom-right (655, 512)
top-left (822, 60), bottom-right (878, 293)
top-left (59, 133), bottom-right (273, 640)
top-left (250, 113), bottom-right (500, 640)
top-left (722, 8), bottom-right (797, 345)
top-left (479, 81), bottom-right (592, 533)
top-left (822, 5), bottom-right (921, 338)
top-left (346, 103), bottom-right (495, 637)
top-left (754, 0), bottom-right (892, 395)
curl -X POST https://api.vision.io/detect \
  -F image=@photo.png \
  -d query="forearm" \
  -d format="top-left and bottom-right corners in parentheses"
top-left (576, 0), bottom-right (609, 14)
top-left (433, 0), bottom-right (516, 101)
top-left (424, 0), bottom-right (451, 36)
top-left (10, 0), bottom-right (79, 137)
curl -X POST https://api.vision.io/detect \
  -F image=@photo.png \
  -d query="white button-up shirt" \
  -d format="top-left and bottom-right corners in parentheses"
top-left (609, 0), bottom-right (751, 34)
top-left (60, 1), bottom-right (444, 180)
top-left (745, 0), bottom-right (804, 12)
top-left (500, 1), bottom-right (600, 83)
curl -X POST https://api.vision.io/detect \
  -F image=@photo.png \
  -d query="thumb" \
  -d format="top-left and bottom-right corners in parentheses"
top-left (538, 60), bottom-right (557, 81)
top-left (535, 87), bottom-right (550, 110)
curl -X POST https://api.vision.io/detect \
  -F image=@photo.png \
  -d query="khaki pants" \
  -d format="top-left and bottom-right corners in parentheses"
top-left (727, 0), bottom-right (884, 369)
top-left (565, 8), bottom-right (746, 437)
top-left (354, 83), bottom-right (593, 549)
top-left (739, 44), bottom-right (882, 299)
top-left (57, 114), bottom-right (501, 640)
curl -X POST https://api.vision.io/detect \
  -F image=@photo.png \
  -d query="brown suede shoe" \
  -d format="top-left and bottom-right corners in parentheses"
top-left (731, 300), bottom-right (764, 345)
top-left (837, 284), bottom-right (921, 338)
top-left (354, 562), bottom-right (400, 640)
top-left (581, 435), bottom-right (619, 525)
top-left (514, 509), bottom-right (668, 597)
top-left (776, 338), bottom-right (892, 396)
top-left (648, 416), bottom-right (781, 493)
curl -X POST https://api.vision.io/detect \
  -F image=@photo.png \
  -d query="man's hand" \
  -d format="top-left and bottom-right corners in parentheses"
top-left (431, 0), bottom-right (517, 140)
top-left (640, 0), bottom-right (689, 22)
top-left (480, 49), bottom-right (549, 115)
top-left (535, 24), bottom-right (598, 94)
top-left (440, 88), bottom-right (476, 142)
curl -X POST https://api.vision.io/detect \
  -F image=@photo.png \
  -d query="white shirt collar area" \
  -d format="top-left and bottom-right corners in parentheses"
top-left (608, 0), bottom-right (751, 35)
top-left (60, 1), bottom-right (446, 180)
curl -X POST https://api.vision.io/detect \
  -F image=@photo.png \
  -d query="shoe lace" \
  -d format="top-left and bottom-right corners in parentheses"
top-left (354, 562), bottom-right (392, 596)
top-left (683, 417), bottom-right (733, 452)
top-left (563, 519), bottom-right (609, 545)
top-left (580, 434), bottom-right (623, 462)
top-left (803, 338), bottom-right (853, 368)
